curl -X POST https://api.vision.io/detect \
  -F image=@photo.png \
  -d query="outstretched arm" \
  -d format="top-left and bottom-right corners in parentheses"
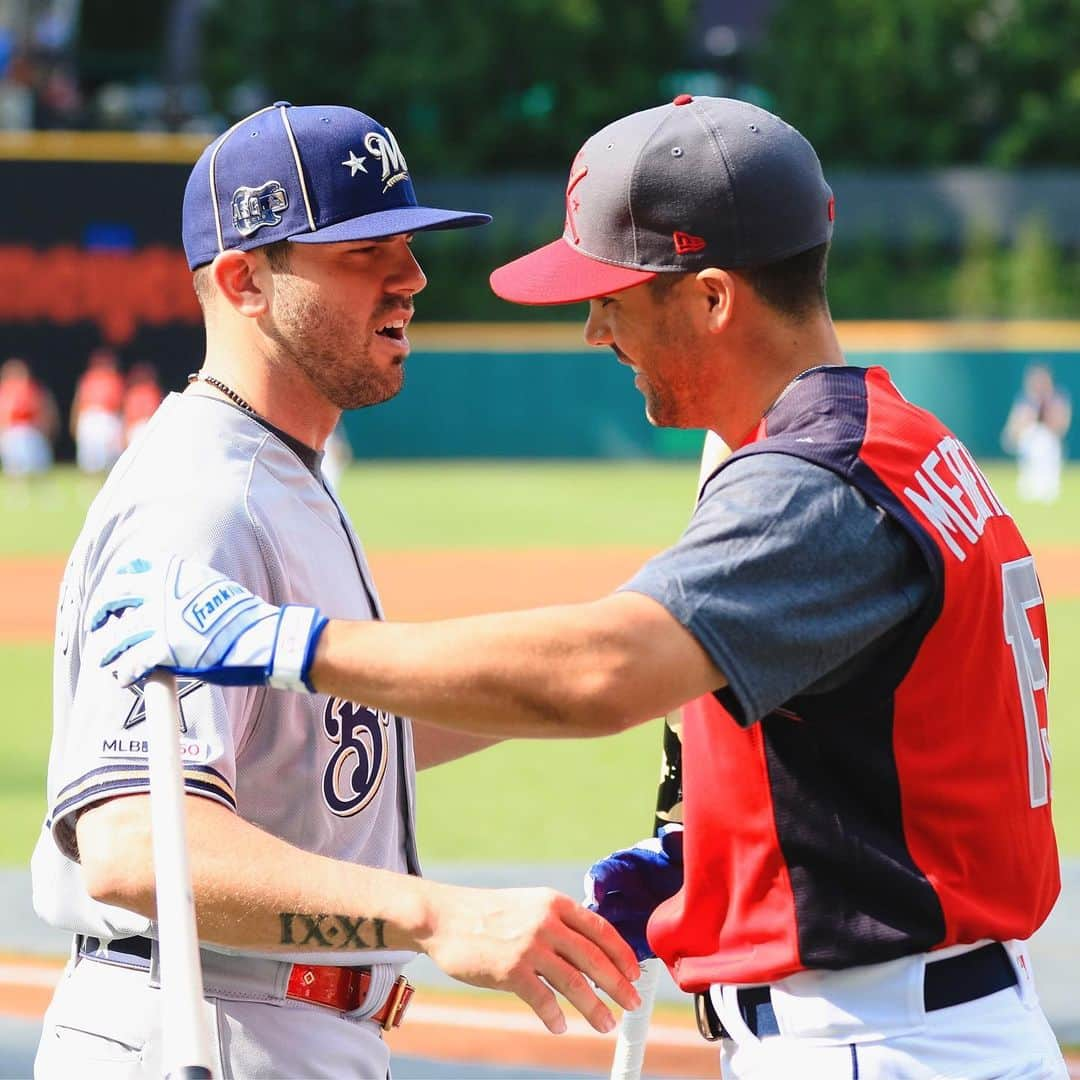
top-left (90, 556), bottom-right (727, 740)
top-left (77, 793), bottom-right (640, 1034)
top-left (312, 593), bottom-right (724, 738)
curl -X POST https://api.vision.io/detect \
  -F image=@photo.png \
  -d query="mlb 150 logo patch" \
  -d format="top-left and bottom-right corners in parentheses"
top-left (232, 180), bottom-right (289, 236)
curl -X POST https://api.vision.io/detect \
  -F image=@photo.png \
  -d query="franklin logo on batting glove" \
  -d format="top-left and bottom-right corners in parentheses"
top-left (88, 554), bottom-right (328, 692)
top-left (184, 581), bottom-right (252, 633)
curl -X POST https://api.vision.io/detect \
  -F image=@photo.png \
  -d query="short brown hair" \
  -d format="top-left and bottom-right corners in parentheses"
top-left (646, 272), bottom-right (691, 299)
top-left (190, 241), bottom-right (293, 309)
top-left (646, 243), bottom-right (829, 319)
top-left (735, 242), bottom-right (829, 319)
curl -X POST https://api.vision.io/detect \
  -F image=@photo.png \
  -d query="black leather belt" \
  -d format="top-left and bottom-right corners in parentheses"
top-left (77, 934), bottom-right (153, 969)
top-left (695, 942), bottom-right (1019, 1041)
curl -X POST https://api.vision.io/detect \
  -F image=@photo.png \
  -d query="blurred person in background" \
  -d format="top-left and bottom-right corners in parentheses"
top-left (1002, 363), bottom-right (1072, 503)
top-left (122, 362), bottom-right (164, 447)
top-left (0, 357), bottom-right (58, 481)
top-left (70, 346), bottom-right (125, 474)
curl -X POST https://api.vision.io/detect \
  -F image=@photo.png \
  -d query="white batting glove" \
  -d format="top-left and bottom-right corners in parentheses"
top-left (88, 555), bottom-right (327, 691)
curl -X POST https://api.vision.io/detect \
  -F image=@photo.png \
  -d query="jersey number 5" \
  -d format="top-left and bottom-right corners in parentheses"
top-left (1001, 557), bottom-right (1050, 808)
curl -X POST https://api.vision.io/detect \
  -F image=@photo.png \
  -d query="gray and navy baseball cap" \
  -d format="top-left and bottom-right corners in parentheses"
top-left (182, 101), bottom-right (491, 270)
top-left (490, 95), bottom-right (833, 305)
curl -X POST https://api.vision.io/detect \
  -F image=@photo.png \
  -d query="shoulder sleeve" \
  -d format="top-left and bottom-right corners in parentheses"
top-left (48, 479), bottom-right (275, 861)
top-left (619, 453), bottom-right (933, 725)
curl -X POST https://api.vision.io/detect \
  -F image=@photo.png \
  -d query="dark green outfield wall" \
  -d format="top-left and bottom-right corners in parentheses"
top-left (344, 351), bottom-right (654, 459)
top-left (342, 347), bottom-right (1079, 461)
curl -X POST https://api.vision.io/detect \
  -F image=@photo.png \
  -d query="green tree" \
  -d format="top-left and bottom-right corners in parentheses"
top-left (202, 0), bottom-right (692, 173)
top-left (951, 223), bottom-right (1003, 317)
top-left (827, 230), bottom-right (894, 317)
top-left (978, 0), bottom-right (1080, 164)
top-left (901, 221), bottom-right (952, 317)
top-left (1007, 215), bottom-right (1069, 317)
top-left (754, 0), bottom-right (1080, 166)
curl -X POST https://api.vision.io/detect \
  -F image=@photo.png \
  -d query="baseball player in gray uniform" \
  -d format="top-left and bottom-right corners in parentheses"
top-left (31, 102), bottom-right (640, 1079)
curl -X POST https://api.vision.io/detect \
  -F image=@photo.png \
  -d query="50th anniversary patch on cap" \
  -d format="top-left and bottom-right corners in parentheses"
top-left (182, 101), bottom-right (490, 270)
top-left (231, 180), bottom-right (289, 237)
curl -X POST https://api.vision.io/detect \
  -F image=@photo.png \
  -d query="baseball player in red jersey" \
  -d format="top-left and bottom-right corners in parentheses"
top-left (0, 357), bottom-right (57, 477)
top-left (89, 97), bottom-right (1066, 1078)
top-left (122, 362), bottom-right (164, 446)
top-left (70, 346), bottom-right (125, 473)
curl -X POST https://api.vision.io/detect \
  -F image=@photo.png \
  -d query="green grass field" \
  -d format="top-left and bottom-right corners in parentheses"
top-left (3, 461), bottom-right (1078, 867)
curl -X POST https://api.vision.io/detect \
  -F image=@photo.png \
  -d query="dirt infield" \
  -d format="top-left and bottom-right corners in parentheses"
top-left (0, 548), bottom-right (661, 642)
top-left (4, 544), bottom-right (1080, 642)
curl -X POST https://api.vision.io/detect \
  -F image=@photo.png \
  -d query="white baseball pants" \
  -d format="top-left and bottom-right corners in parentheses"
top-left (712, 941), bottom-right (1067, 1080)
top-left (34, 955), bottom-right (392, 1079)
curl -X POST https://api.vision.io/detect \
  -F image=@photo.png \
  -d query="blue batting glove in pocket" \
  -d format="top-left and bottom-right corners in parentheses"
top-left (584, 825), bottom-right (684, 961)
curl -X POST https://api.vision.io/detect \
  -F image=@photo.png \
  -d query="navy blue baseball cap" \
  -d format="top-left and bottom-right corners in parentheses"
top-left (182, 101), bottom-right (491, 270)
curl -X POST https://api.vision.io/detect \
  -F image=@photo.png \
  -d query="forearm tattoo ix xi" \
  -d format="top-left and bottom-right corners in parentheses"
top-left (279, 913), bottom-right (387, 949)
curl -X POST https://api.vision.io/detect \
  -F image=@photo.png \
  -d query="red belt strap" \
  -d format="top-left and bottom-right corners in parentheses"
top-left (285, 964), bottom-right (414, 1029)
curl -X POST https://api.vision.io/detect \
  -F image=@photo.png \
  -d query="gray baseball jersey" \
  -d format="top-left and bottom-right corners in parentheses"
top-left (31, 391), bottom-right (419, 969)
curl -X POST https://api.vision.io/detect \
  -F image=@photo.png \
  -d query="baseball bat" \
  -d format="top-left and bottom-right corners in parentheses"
top-left (145, 672), bottom-right (215, 1079)
top-left (608, 714), bottom-right (684, 1080)
top-left (609, 957), bottom-right (662, 1080)
top-left (609, 430), bottom-right (728, 1080)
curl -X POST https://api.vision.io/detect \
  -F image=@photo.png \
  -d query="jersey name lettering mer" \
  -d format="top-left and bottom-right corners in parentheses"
top-left (648, 365), bottom-right (1059, 990)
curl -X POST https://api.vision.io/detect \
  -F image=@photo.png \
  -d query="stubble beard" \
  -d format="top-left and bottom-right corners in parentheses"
top-left (639, 306), bottom-right (696, 428)
top-left (640, 376), bottom-right (676, 427)
top-left (266, 280), bottom-right (405, 411)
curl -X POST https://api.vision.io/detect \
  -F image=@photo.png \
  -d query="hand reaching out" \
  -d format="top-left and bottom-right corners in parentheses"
top-left (421, 882), bottom-right (641, 1035)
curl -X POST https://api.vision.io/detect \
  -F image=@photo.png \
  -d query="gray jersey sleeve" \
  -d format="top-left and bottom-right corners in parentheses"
top-left (620, 453), bottom-right (933, 724)
top-left (47, 487), bottom-right (272, 862)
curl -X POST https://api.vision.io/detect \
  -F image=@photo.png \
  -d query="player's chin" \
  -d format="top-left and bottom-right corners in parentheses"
top-left (370, 368), bottom-right (406, 407)
top-left (641, 391), bottom-right (680, 429)
top-left (335, 366), bottom-right (404, 410)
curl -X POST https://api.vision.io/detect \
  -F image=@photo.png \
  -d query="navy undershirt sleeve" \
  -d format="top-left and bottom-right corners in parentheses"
top-left (620, 452), bottom-right (933, 725)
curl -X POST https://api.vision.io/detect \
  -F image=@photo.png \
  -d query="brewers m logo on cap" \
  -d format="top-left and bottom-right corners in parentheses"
top-left (364, 127), bottom-right (409, 193)
top-left (231, 180), bottom-right (289, 236)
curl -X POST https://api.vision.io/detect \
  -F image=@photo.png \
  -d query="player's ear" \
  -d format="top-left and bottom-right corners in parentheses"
top-left (696, 268), bottom-right (735, 334)
top-left (211, 250), bottom-right (270, 318)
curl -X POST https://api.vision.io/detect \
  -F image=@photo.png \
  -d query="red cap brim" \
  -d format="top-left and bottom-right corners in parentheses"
top-left (489, 238), bottom-right (656, 305)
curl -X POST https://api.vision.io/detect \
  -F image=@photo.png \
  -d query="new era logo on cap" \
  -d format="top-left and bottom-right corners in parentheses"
top-left (182, 102), bottom-right (490, 270)
top-left (490, 95), bottom-right (833, 306)
top-left (673, 231), bottom-right (706, 255)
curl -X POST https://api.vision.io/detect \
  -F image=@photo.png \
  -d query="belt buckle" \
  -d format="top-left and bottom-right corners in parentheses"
top-left (381, 976), bottom-right (414, 1031)
top-left (694, 990), bottom-right (725, 1041)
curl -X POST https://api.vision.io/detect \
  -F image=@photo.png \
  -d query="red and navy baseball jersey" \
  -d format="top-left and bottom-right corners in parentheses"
top-left (648, 365), bottom-right (1059, 991)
